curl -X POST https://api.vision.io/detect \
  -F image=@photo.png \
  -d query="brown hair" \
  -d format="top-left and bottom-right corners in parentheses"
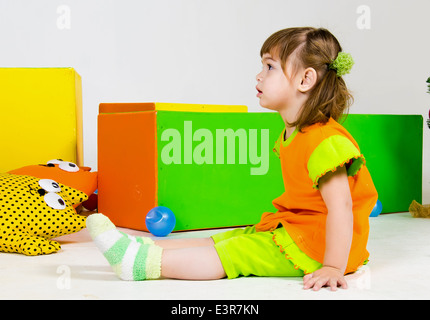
top-left (260, 27), bottom-right (353, 130)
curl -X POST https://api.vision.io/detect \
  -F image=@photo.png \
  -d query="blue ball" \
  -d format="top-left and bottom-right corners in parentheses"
top-left (370, 199), bottom-right (382, 217)
top-left (145, 206), bottom-right (176, 237)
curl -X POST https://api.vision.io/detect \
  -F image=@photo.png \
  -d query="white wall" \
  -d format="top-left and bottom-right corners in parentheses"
top-left (1, 0), bottom-right (429, 201)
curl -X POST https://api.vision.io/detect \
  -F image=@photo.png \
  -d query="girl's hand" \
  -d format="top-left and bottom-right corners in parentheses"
top-left (303, 266), bottom-right (348, 291)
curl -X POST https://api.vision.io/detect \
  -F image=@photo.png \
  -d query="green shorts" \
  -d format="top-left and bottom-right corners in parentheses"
top-left (212, 226), bottom-right (322, 279)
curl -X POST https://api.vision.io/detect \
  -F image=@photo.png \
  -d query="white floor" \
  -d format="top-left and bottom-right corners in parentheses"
top-left (1, 212), bottom-right (430, 300)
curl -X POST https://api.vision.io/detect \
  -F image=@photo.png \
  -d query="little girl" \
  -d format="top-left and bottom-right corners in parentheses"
top-left (86, 27), bottom-right (378, 291)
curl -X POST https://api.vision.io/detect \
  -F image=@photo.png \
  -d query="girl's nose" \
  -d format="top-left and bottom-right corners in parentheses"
top-left (256, 71), bottom-right (262, 81)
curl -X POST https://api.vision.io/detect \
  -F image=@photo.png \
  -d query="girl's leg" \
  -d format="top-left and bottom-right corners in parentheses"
top-left (117, 223), bottom-right (215, 249)
top-left (155, 237), bottom-right (215, 249)
top-left (161, 246), bottom-right (226, 280)
top-left (86, 213), bottom-right (225, 281)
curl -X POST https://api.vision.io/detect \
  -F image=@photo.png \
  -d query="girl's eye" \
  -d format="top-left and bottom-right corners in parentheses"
top-left (267, 64), bottom-right (273, 70)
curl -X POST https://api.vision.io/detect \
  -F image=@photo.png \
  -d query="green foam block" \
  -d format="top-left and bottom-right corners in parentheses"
top-left (99, 109), bottom-right (423, 231)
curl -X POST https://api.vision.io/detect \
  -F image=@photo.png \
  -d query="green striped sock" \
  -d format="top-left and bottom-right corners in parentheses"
top-left (86, 213), bottom-right (163, 281)
top-left (119, 231), bottom-right (155, 245)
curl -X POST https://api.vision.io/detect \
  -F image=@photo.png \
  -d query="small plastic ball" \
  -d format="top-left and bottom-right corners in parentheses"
top-left (145, 206), bottom-right (176, 237)
top-left (370, 199), bottom-right (382, 217)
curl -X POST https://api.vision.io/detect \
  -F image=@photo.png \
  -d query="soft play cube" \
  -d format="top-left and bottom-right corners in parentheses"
top-left (98, 103), bottom-right (284, 231)
top-left (98, 104), bottom-right (423, 232)
top-left (0, 68), bottom-right (83, 172)
top-left (341, 114), bottom-right (422, 214)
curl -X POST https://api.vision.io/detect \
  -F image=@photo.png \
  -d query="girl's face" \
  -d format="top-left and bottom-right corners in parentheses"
top-left (256, 53), bottom-right (301, 112)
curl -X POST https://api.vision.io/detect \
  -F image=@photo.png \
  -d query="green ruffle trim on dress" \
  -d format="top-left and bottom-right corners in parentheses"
top-left (272, 128), bottom-right (299, 158)
top-left (271, 228), bottom-right (322, 275)
top-left (307, 135), bottom-right (365, 189)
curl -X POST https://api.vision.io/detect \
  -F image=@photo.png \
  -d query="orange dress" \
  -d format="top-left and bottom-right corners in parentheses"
top-left (255, 118), bottom-right (378, 274)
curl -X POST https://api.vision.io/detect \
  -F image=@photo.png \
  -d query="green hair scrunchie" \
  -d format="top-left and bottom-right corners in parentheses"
top-left (329, 52), bottom-right (354, 77)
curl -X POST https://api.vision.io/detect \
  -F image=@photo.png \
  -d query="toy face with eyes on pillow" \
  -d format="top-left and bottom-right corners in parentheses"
top-left (9, 159), bottom-right (98, 202)
top-left (0, 172), bottom-right (87, 256)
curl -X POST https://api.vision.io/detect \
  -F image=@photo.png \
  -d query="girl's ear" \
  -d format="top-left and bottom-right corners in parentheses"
top-left (298, 67), bottom-right (317, 93)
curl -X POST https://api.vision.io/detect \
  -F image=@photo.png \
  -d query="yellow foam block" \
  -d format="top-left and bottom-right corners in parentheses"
top-left (0, 68), bottom-right (83, 172)
top-left (154, 102), bottom-right (247, 112)
top-left (99, 102), bottom-right (248, 114)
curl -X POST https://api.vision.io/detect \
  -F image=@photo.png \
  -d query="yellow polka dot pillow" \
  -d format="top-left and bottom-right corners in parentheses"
top-left (0, 173), bottom-right (87, 256)
top-left (9, 159), bottom-right (98, 209)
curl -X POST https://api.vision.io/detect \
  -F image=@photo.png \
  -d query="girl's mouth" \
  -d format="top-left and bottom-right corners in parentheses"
top-left (256, 87), bottom-right (263, 97)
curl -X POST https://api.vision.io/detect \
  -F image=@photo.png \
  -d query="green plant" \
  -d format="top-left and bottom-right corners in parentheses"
top-left (427, 77), bottom-right (430, 94)
top-left (427, 77), bottom-right (430, 128)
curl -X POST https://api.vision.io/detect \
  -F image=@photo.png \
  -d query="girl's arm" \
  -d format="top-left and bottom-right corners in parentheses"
top-left (303, 165), bottom-right (353, 291)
